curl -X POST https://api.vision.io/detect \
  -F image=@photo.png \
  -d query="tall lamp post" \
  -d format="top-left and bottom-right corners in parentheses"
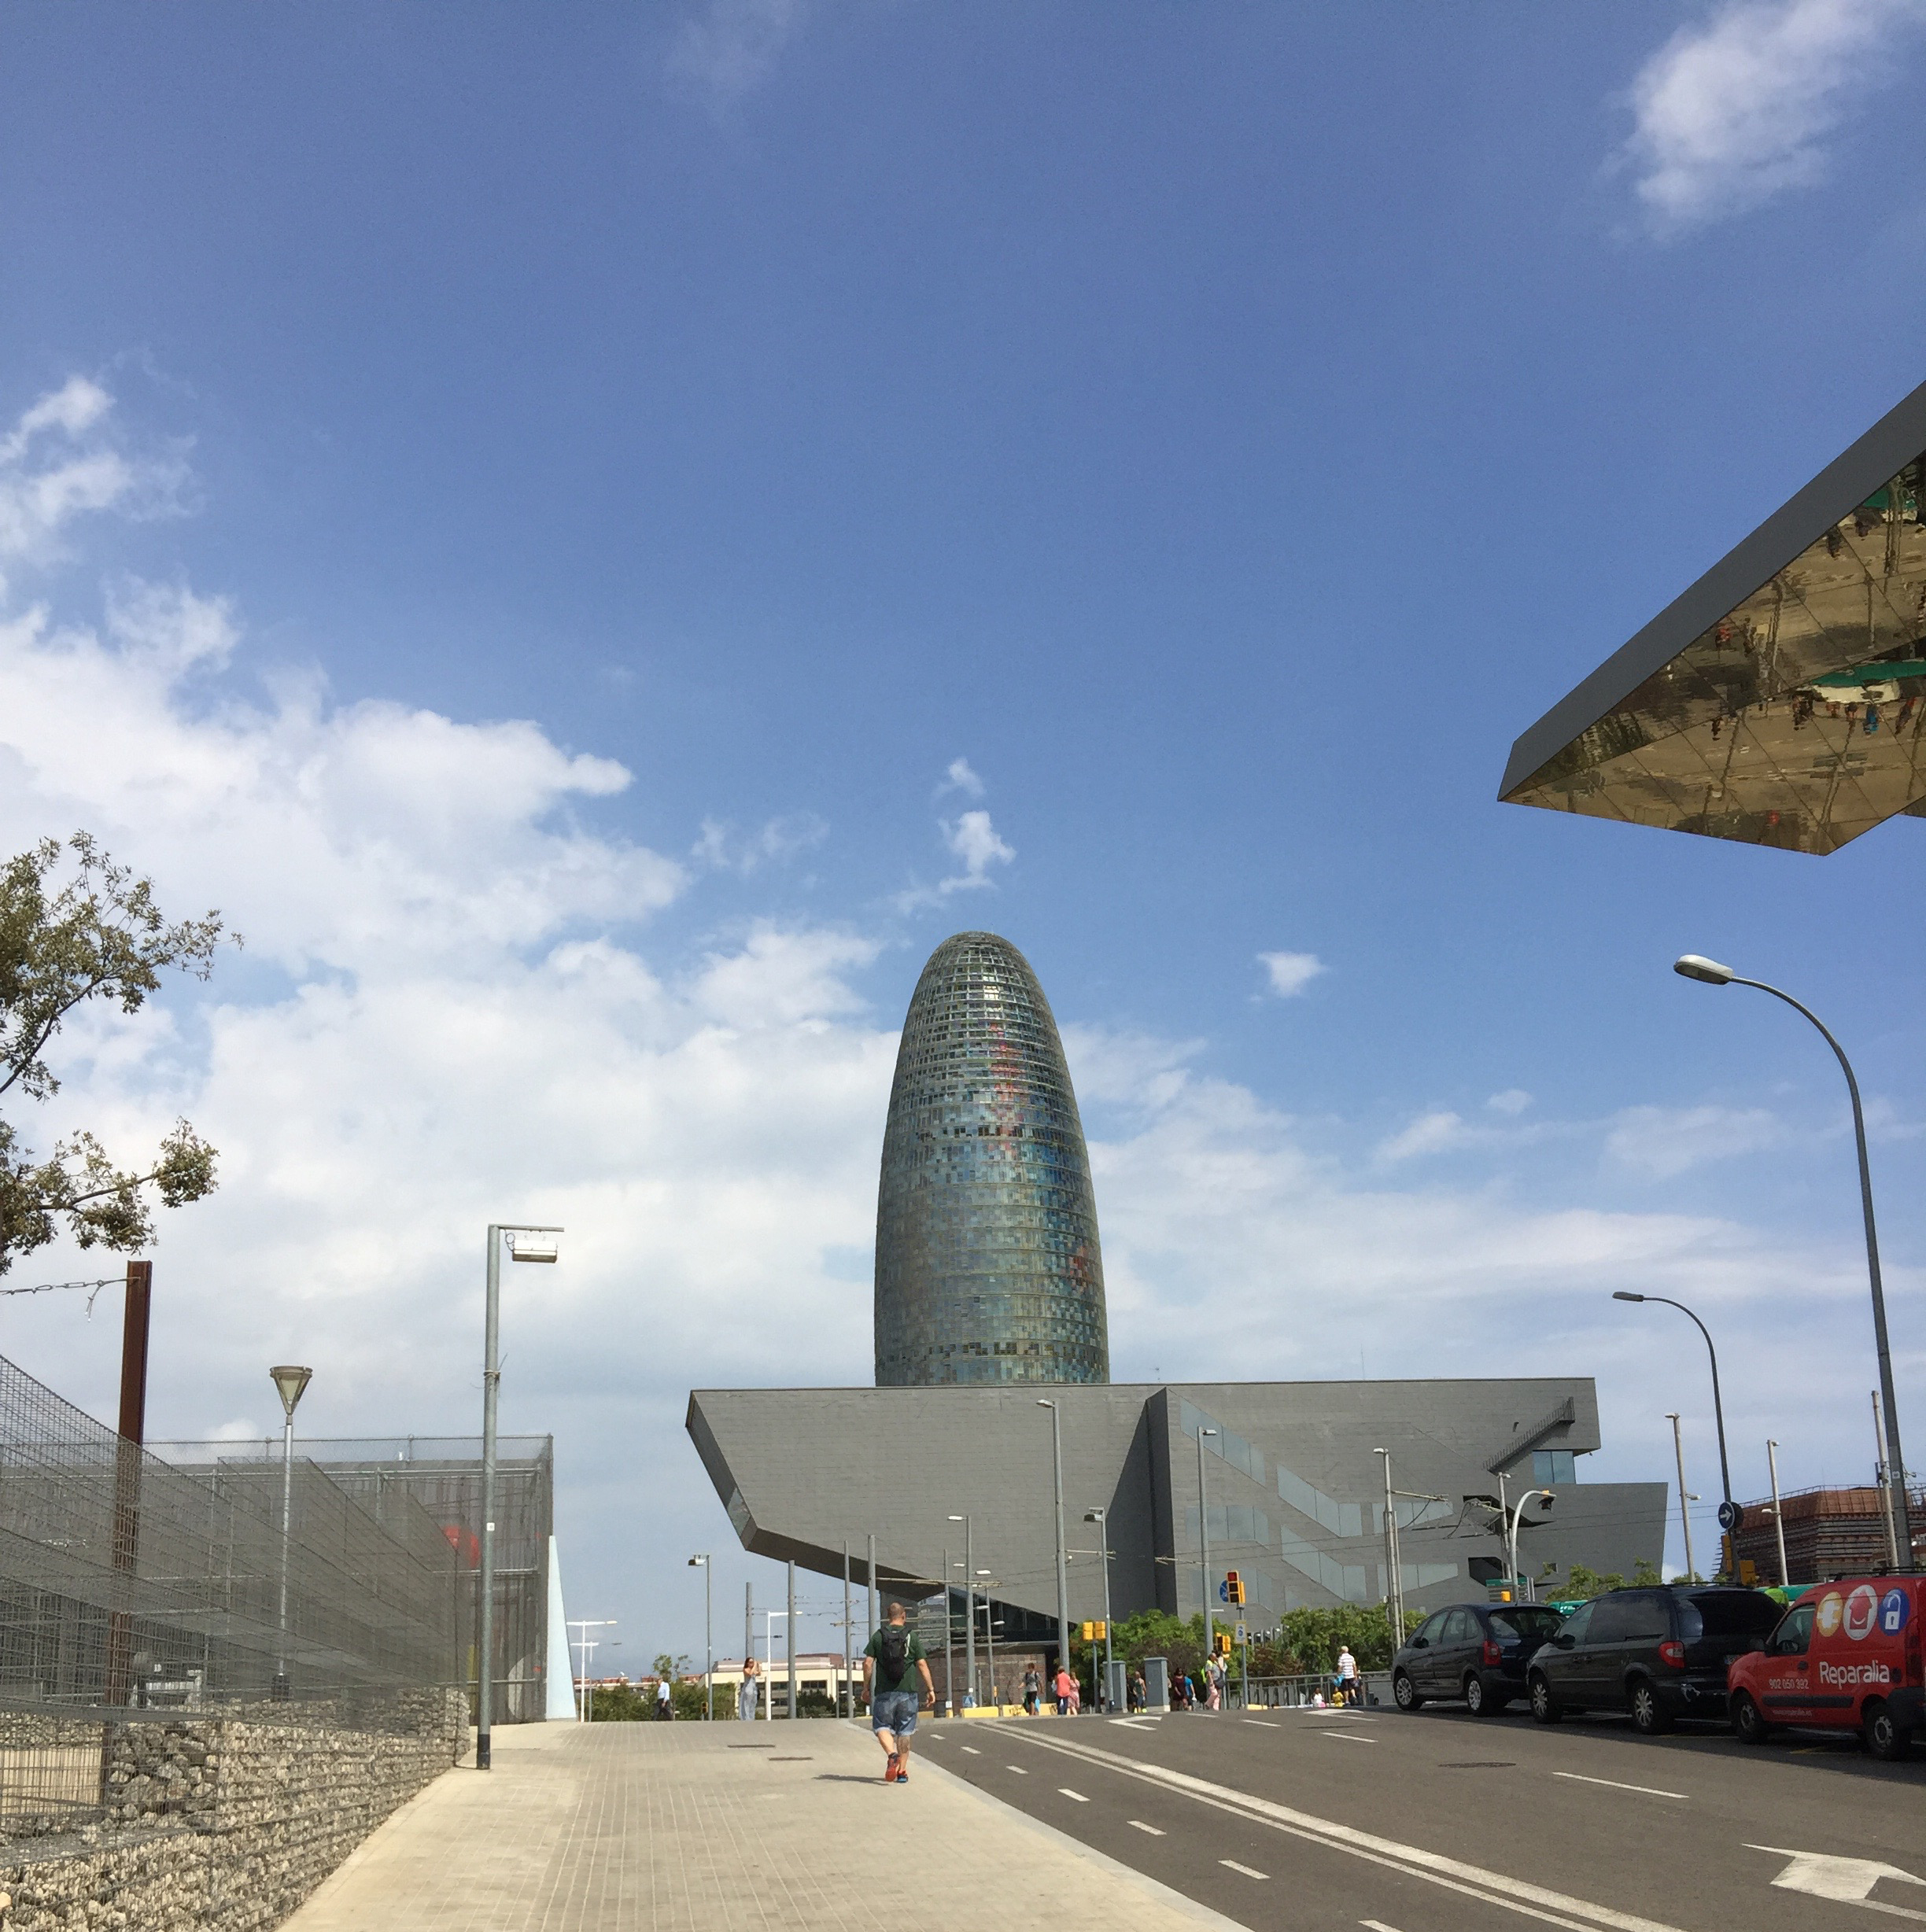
top-left (948, 1515), bottom-right (975, 1709)
top-left (688, 1557), bottom-right (713, 1720)
top-left (1666, 1413), bottom-right (1697, 1582)
top-left (1673, 955), bottom-right (1912, 1569)
top-left (269, 1365), bottom-right (312, 1702)
top-left (1613, 1292), bottom-right (1732, 1573)
top-left (1037, 1401), bottom-right (1071, 1684)
top-left (1197, 1425), bottom-right (1218, 1667)
top-left (1083, 1509), bottom-right (1114, 1708)
top-left (478, 1222), bottom-right (563, 1770)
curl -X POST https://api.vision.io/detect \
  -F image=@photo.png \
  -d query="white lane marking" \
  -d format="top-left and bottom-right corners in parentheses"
top-left (1221, 1860), bottom-right (1269, 1880)
top-left (1129, 1820), bottom-right (1166, 1836)
top-left (1553, 1772), bottom-right (1686, 1801)
top-left (1361, 1923), bottom-right (1406, 1931)
top-left (961, 1746), bottom-right (981, 1755)
top-left (1003, 1728), bottom-right (1687, 1932)
top-left (1316, 1731), bottom-right (1377, 1743)
top-left (1243, 1718), bottom-right (1279, 1728)
top-left (1006, 1765), bottom-right (1028, 1775)
top-left (1059, 1786), bottom-right (1090, 1802)
top-left (1747, 1845), bottom-right (1926, 1914)
top-left (1111, 1716), bottom-right (1163, 1727)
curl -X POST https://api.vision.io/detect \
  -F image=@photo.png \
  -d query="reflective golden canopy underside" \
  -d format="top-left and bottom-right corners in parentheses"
top-left (1503, 389), bottom-right (1926, 856)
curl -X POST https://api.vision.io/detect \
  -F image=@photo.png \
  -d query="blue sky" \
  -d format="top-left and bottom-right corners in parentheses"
top-left (2, 2), bottom-right (1923, 1661)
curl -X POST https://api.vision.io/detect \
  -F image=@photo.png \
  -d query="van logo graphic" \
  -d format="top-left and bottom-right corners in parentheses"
top-left (1843, 1585), bottom-right (1880, 1642)
top-left (1815, 1592), bottom-right (1844, 1638)
top-left (1879, 1588), bottom-right (1910, 1635)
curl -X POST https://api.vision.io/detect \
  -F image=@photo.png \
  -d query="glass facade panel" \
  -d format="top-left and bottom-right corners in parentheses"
top-left (874, 932), bottom-right (1109, 1385)
top-left (1505, 452), bottom-right (1926, 853)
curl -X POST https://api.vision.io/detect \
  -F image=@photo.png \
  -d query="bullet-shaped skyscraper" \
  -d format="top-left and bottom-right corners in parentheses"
top-left (874, 932), bottom-right (1109, 1385)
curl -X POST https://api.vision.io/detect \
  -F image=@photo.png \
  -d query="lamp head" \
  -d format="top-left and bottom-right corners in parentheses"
top-left (687, 1555), bottom-right (707, 1568)
top-left (1673, 954), bottom-right (1734, 986)
top-left (1083, 1508), bottom-right (1105, 1522)
top-left (1613, 1292), bottom-right (1645, 1303)
top-left (269, 1366), bottom-right (312, 1418)
top-left (506, 1227), bottom-right (562, 1263)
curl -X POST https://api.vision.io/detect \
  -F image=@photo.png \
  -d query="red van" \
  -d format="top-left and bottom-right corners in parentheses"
top-left (1726, 1577), bottom-right (1925, 1761)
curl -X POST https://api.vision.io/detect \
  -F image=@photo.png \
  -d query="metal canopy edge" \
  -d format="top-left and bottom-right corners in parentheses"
top-left (1500, 375), bottom-right (1926, 802)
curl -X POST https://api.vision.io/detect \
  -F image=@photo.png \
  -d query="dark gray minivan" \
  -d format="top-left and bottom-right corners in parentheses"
top-left (1527, 1586), bottom-right (1780, 1734)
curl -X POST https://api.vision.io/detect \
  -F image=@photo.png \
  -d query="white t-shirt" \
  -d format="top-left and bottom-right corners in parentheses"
top-left (1336, 1649), bottom-right (1356, 1679)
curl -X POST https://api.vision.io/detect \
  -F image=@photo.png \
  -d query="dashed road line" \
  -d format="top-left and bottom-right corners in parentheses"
top-left (1360, 1922), bottom-right (1406, 1931)
top-left (1221, 1860), bottom-right (1269, 1880)
top-left (1317, 1731), bottom-right (1377, 1743)
top-left (1003, 1727), bottom-right (1689, 1932)
top-left (961, 1746), bottom-right (981, 1755)
top-left (1059, 1787), bottom-right (1089, 1802)
top-left (1243, 1718), bottom-right (1279, 1728)
top-left (1552, 1772), bottom-right (1687, 1801)
top-left (1006, 1765), bottom-right (1028, 1774)
top-left (1129, 1820), bottom-right (1166, 1836)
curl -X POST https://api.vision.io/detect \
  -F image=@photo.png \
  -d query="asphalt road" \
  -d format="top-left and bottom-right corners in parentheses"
top-left (912, 1698), bottom-right (1926, 1932)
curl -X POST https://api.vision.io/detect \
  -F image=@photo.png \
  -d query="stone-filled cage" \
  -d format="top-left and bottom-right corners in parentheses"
top-left (874, 931), bottom-right (1109, 1385)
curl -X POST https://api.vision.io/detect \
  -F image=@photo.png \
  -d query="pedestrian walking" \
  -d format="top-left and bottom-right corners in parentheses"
top-left (739, 1655), bottom-right (760, 1722)
top-left (1206, 1657), bottom-right (1223, 1711)
top-left (655, 1676), bottom-right (673, 1720)
top-left (862, 1600), bottom-right (934, 1784)
top-left (1335, 1643), bottom-right (1357, 1707)
top-left (1053, 1662), bottom-right (1074, 1716)
top-left (1022, 1665), bottom-right (1041, 1716)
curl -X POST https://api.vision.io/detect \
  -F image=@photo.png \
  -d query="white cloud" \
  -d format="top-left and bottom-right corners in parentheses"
top-left (938, 808), bottom-right (1015, 894)
top-left (937, 757), bottom-right (984, 800)
top-left (691, 811), bottom-right (828, 873)
top-left (1487, 1089), bottom-right (1533, 1116)
top-left (0, 378), bottom-right (186, 586)
top-left (667, 0), bottom-right (806, 106)
top-left (1258, 950), bottom-right (1325, 998)
top-left (1620, 0), bottom-right (1926, 230)
top-left (1604, 1104), bottom-right (1786, 1179)
top-left (1376, 1110), bottom-right (1472, 1163)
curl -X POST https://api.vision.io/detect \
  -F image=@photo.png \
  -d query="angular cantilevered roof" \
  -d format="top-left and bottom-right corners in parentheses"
top-left (1500, 379), bottom-right (1926, 854)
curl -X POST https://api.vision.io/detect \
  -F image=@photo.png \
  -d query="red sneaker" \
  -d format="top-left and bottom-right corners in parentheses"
top-left (883, 1755), bottom-right (899, 1783)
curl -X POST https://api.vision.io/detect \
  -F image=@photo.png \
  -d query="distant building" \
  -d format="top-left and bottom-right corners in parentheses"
top-left (875, 931), bottom-right (1109, 1385)
top-left (1732, 1482), bottom-right (1926, 1583)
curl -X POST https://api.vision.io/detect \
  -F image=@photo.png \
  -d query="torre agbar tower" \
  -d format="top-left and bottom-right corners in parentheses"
top-left (874, 932), bottom-right (1109, 1385)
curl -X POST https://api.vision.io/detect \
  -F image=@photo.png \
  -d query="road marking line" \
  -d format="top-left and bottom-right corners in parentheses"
top-left (1317, 1731), bottom-right (1377, 1742)
top-left (961, 1746), bottom-right (980, 1755)
top-left (1006, 1765), bottom-right (1028, 1774)
top-left (1221, 1860), bottom-right (1269, 1880)
top-left (1553, 1772), bottom-right (1687, 1801)
top-left (1002, 1729), bottom-right (1687, 1932)
top-left (1059, 1786), bottom-right (1089, 1802)
top-left (1361, 1923), bottom-right (1406, 1931)
top-left (1243, 1718), bottom-right (1279, 1728)
top-left (1129, 1820), bottom-right (1165, 1836)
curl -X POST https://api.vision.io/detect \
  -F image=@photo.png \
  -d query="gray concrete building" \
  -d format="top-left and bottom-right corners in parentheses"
top-left (688, 1378), bottom-right (1665, 1632)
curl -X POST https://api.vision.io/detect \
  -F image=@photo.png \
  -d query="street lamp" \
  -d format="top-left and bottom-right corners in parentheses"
top-left (688, 1557), bottom-right (713, 1720)
top-left (1615, 1291), bottom-right (1732, 1573)
top-left (1083, 1509), bottom-right (1114, 1707)
top-left (1505, 1488), bottom-right (1554, 1597)
top-left (1665, 1414), bottom-right (1697, 1581)
top-left (1037, 1401), bottom-right (1071, 1688)
top-left (1673, 955), bottom-right (1912, 1569)
top-left (1197, 1426), bottom-right (1217, 1671)
top-left (478, 1222), bottom-right (563, 1770)
top-left (269, 1365), bottom-right (311, 1702)
top-left (947, 1515), bottom-right (976, 1710)
top-left (1766, 1440), bottom-right (1790, 1587)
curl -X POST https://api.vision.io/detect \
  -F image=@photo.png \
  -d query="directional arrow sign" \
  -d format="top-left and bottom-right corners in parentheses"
top-left (1748, 1845), bottom-right (1926, 1918)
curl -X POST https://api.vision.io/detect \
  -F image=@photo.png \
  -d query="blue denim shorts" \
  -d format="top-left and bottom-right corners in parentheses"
top-left (871, 1689), bottom-right (918, 1736)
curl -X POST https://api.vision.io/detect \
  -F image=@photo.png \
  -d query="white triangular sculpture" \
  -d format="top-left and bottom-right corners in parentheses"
top-left (545, 1534), bottom-right (578, 1720)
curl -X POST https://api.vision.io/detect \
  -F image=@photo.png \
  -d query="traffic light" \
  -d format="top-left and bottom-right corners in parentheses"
top-left (1093, 1620), bottom-right (1106, 1640)
top-left (1216, 1632), bottom-right (1231, 1656)
top-left (1080, 1621), bottom-right (1094, 1641)
top-left (1225, 1569), bottom-right (1245, 1606)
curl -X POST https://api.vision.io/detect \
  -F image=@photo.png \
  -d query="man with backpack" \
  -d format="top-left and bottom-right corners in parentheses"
top-left (862, 1600), bottom-right (934, 1783)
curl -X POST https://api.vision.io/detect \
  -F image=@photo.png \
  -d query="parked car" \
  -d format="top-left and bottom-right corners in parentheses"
top-left (1726, 1576), bottom-right (1926, 1761)
top-left (1527, 1585), bottom-right (1780, 1734)
top-left (1392, 1601), bottom-right (1566, 1715)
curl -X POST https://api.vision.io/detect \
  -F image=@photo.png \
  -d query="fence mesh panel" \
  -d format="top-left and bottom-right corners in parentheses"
top-left (0, 1353), bottom-right (470, 1716)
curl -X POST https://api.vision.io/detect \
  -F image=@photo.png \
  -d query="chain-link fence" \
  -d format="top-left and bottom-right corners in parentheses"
top-left (149, 1433), bottom-right (555, 1723)
top-left (0, 1352), bottom-right (474, 1721)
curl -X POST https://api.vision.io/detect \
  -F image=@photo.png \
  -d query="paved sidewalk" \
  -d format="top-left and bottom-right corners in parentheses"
top-left (283, 1720), bottom-right (1239, 1932)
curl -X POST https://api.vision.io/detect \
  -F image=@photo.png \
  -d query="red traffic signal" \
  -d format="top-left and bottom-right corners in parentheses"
top-left (1225, 1569), bottom-right (1245, 1606)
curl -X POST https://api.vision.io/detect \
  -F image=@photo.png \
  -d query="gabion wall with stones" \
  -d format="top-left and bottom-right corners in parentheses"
top-left (0, 1690), bottom-right (468, 1930)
